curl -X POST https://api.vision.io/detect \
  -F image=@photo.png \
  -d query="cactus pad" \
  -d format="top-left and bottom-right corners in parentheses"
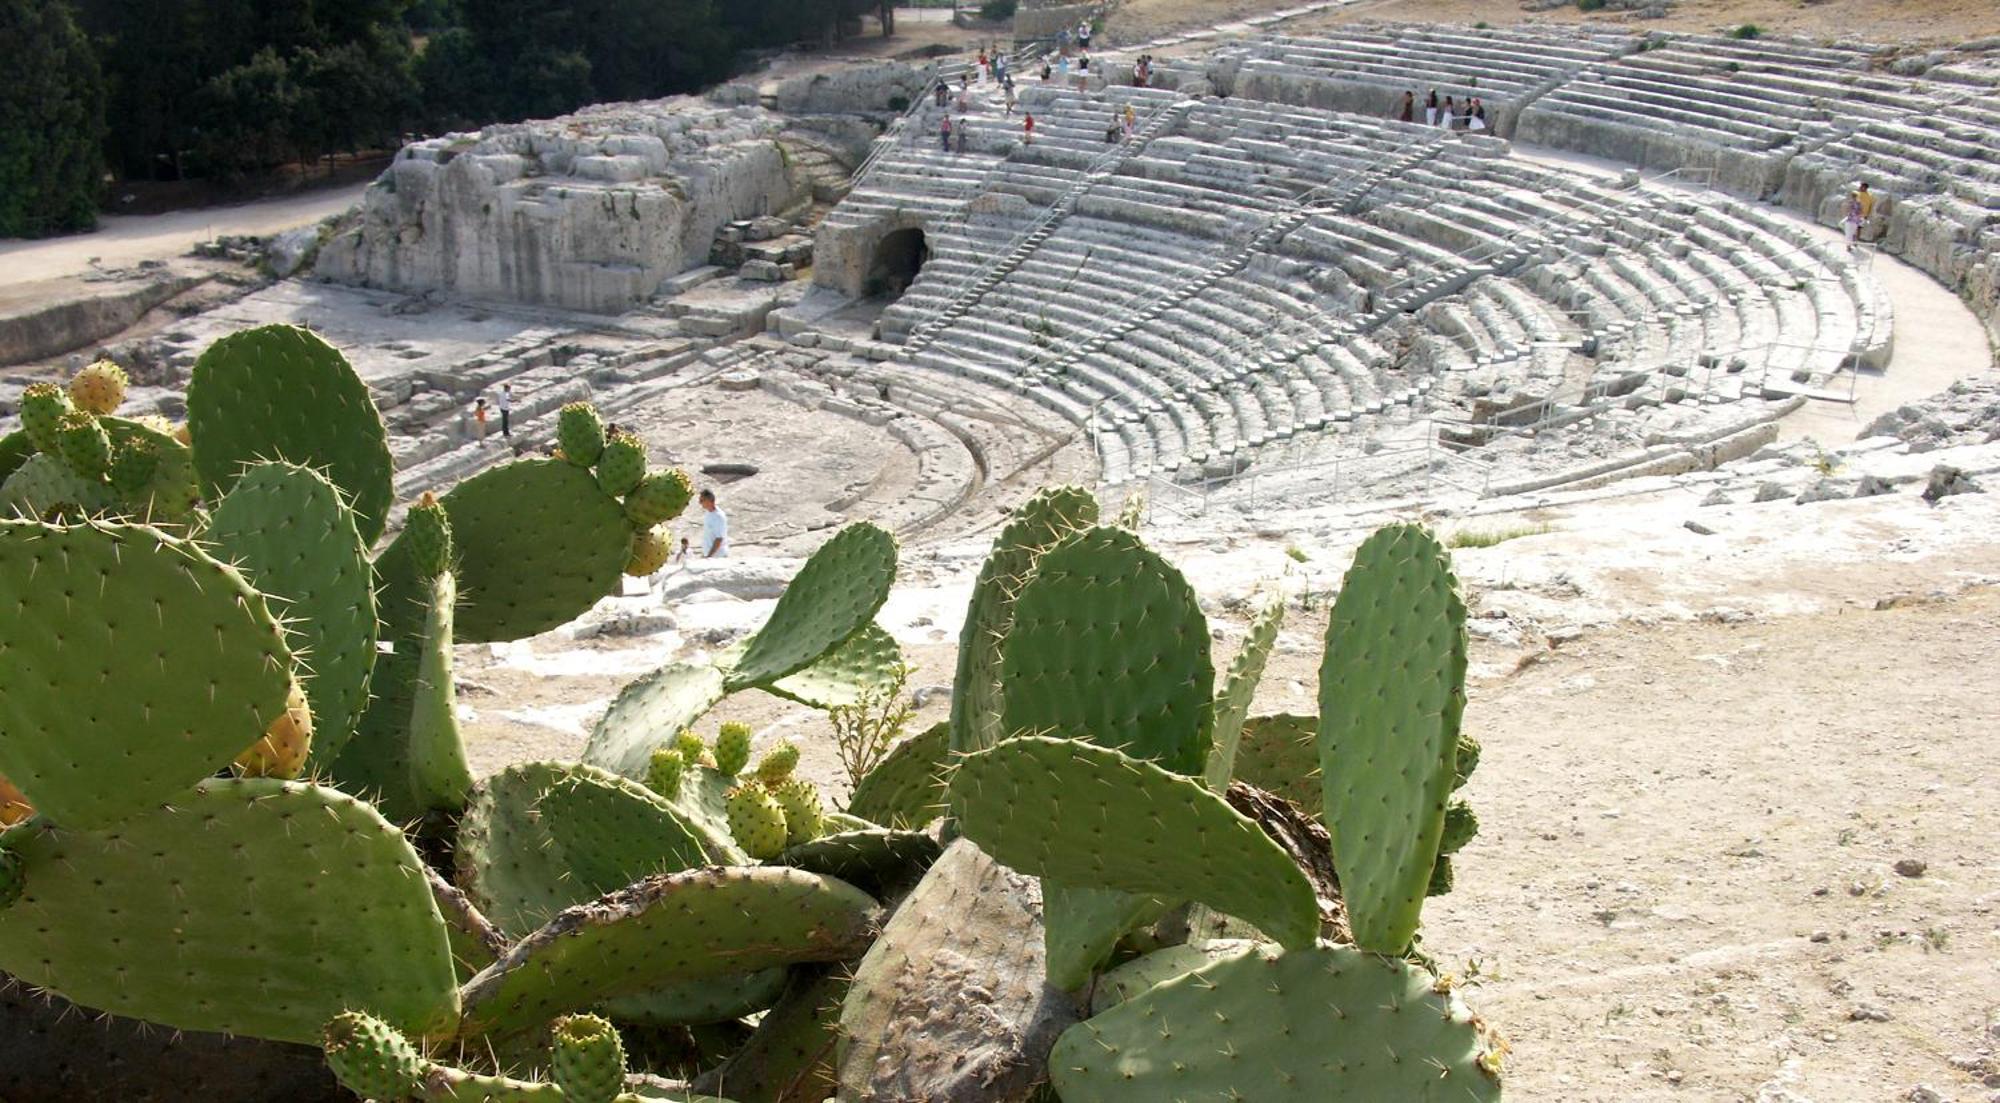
top-left (624, 467), bottom-right (693, 527)
top-left (950, 485), bottom-right (1099, 754)
top-left (0, 520), bottom-right (295, 828)
top-left (456, 761), bottom-right (735, 938)
top-left (952, 738), bottom-right (1319, 950)
top-left (405, 492), bottom-right (455, 581)
top-left (601, 967), bottom-right (790, 1027)
top-left (1000, 525), bottom-right (1213, 775)
top-left (1087, 939), bottom-right (1261, 1015)
top-left (422, 458), bottom-right (633, 643)
top-left (583, 661), bottom-right (728, 780)
top-left (187, 324), bottom-right (394, 543)
top-left (0, 847), bottom-right (23, 910)
top-left (1318, 524), bottom-right (1467, 955)
top-left (1206, 596), bottom-right (1286, 790)
top-left (206, 461), bottom-right (378, 760)
top-left (323, 1010), bottom-right (430, 1102)
top-left (551, 1014), bottom-right (627, 1103)
top-left (0, 430), bottom-right (31, 485)
top-left (456, 866), bottom-right (881, 1036)
top-left (845, 721), bottom-right (949, 829)
top-left (99, 414), bottom-right (200, 523)
top-left (763, 621), bottom-right (903, 710)
top-left (778, 829), bottom-right (943, 896)
top-left (68, 360), bottom-right (128, 414)
top-left (408, 572), bottom-right (474, 811)
top-left (1440, 799), bottom-right (1478, 855)
top-left (723, 521), bottom-right (897, 692)
top-left (1234, 713), bottom-right (1322, 809)
top-left (1049, 942), bottom-right (1501, 1102)
top-left (0, 778), bottom-right (459, 1044)
top-left (0, 453), bottom-right (119, 519)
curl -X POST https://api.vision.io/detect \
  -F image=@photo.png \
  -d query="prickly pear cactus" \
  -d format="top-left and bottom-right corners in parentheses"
top-left (404, 491), bottom-right (455, 580)
top-left (726, 781), bottom-right (790, 860)
top-left (206, 461), bottom-right (378, 760)
top-left (54, 409), bottom-right (111, 479)
top-left (772, 777), bottom-right (824, 846)
top-left (585, 662), bottom-right (728, 780)
top-left (595, 431), bottom-right (647, 498)
top-left (723, 521), bottom-right (898, 691)
top-left (18, 383), bottom-right (71, 454)
top-left (456, 761), bottom-right (736, 938)
top-left (1048, 942), bottom-right (1502, 1101)
top-left (1233, 712), bottom-right (1321, 809)
top-left (776, 828), bottom-right (942, 896)
top-left (407, 571), bottom-right (474, 812)
top-left (714, 722), bottom-right (754, 778)
top-left (0, 453), bottom-right (118, 519)
top-left (950, 737), bottom-right (1320, 951)
top-left (625, 467), bottom-right (693, 527)
top-left (322, 1010), bottom-right (428, 1102)
top-left (557, 402), bottom-right (607, 467)
top-left (1000, 525), bottom-right (1213, 775)
top-left (646, 748), bottom-right (686, 799)
top-left (754, 740), bottom-right (801, 786)
top-left (0, 778), bottom-right (459, 1044)
top-left (1317, 524), bottom-right (1467, 955)
top-left (0, 772), bottom-right (32, 827)
top-left (550, 1014), bottom-right (627, 1103)
top-left (0, 520), bottom-right (296, 828)
top-left (950, 485), bottom-right (1099, 755)
top-left (1206, 595), bottom-right (1285, 790)
top-left (233, 680), bottom-right (313, 778)
top-left (764, 622), bottom-right (903, 710)
top-left (187, 324), bottom-right (395, 543)
top-left (67, 360), bottom-right (128, 415)
top-left (456, 867), bottom-right (881, 1036)
top-left (845, 722), bottom-right (949, 829)
top-left (626, 524), bottom-right (672, 576)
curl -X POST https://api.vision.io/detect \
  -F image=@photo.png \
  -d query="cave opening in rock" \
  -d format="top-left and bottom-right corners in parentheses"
top-left (869, 227), bottom-right (928, 299)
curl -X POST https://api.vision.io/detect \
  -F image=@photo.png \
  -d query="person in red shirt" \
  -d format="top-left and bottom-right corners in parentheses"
top-left (1023, 112), bottom-right (1035, 145)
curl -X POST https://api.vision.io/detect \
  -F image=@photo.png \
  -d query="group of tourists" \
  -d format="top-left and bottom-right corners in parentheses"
top-left (1399, 89), bottom-right (1489, 131)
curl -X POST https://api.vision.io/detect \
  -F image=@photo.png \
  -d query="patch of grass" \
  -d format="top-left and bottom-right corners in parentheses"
top-left (1446, 524), bottom-right (1552, 550)
top-left (1923, 926), bottom-right (1949, 952)
top-left (1732, 23), bottom-right (1763, 39)
top-left (1284, 545), bottom-right (1309, 563)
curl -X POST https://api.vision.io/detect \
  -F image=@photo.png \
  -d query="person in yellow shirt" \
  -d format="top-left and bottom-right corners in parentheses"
top-left (1856, 181), bottom-right (1876, 221)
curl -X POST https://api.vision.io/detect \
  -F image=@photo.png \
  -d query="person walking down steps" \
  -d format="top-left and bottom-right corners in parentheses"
top-left (1425, 88), bottom-right (1440, 126)
top-left (940, 114), bottom-right (953, 152)
top-left (1398, 90), bottom-right (1416, 123)
top-left (697, 489), bottom-right (729, 558)
top-left (497, 383), bottom-right (513, 439)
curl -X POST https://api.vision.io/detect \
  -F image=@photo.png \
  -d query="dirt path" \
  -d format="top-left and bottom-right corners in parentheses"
top-left (0, 186), bottom-right (365, 292)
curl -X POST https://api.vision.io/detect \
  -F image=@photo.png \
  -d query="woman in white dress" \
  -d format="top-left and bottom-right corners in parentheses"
top-left (1425, 88), bottom-right (1439, 127)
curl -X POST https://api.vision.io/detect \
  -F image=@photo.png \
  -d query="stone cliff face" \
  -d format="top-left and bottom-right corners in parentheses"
top-left (316, 99), bottom-right (856, 313)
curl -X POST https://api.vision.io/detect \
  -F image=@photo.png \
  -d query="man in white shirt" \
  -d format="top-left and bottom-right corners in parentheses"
top-left (699, 489), bottom-right (729, 558)
top-left (497, 383), bottom-right (513, 438)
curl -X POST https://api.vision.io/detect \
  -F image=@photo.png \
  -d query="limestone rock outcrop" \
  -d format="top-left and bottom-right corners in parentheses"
top-left (316, 99), bottom-right (857, 313)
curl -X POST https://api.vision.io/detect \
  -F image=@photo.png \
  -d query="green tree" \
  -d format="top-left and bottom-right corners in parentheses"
top-left (0, 0), bottom-right (108, 236)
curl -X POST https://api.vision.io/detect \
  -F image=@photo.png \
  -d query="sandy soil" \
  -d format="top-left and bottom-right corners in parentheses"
top-left (1105, 0), bottom-right (2000, 47)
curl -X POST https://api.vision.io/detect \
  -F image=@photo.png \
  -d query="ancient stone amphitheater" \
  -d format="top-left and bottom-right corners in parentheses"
top-left (216, 18), bottom-right (2000, 539)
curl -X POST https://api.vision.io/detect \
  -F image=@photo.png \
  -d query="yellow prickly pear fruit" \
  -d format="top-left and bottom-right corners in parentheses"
top-left (674, 728), bottom-right (708, 766)
top-left (0, 772), bottom-right (34, 827)
top-left (772, 777), bottom-right (823, 846)
top-left (714, 721), bottom-right (752, 777)
top-left (624, 525), bottom-right (671, 577)
top-left (68, 360), bottom-right (128, 415)
top-left (753, 739), bottom-right (800, 786)
top-left (725, 782), bottom-right (789, 861)
top-left (235, 681), bottom-right (313, 778)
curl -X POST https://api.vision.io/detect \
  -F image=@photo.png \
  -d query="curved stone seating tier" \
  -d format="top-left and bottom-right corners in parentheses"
top-left (805, 27), bottom-right (1976, 484)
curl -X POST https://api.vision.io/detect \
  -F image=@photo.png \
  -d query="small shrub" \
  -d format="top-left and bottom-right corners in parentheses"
top-left (1576, 0), bottom-right (1606, 11)
top-left (887, 94), bottom-right (909, 111)
top-left (1446, 524), bottom-right (1552, 549)
top-left (828, 663), bottom-right (916, 792)
top-left (1474, 21), bottom-right (1490, 29)
top-left (979, 0), bottom-right (1017, 21)
top-left (1732, 23), bottom-right (1762, 39)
